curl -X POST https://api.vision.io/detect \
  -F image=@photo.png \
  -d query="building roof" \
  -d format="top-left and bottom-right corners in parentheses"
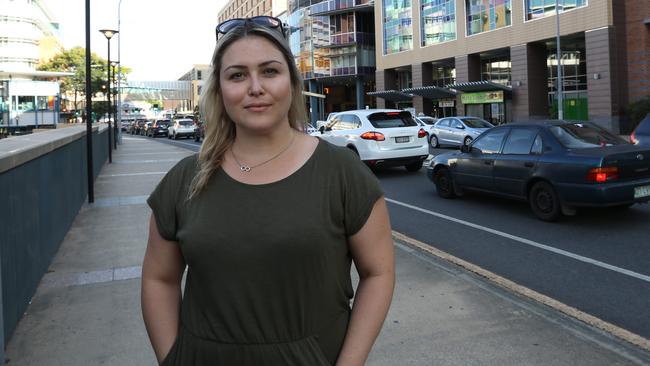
top-left (446, 80), bottom-right (512, 92)
top-left (402, 86), bottom-right (457, 99)
top-left (0, 70), bottom-right (73, 79)
top-left (367, 90), bottom-right (413, 102)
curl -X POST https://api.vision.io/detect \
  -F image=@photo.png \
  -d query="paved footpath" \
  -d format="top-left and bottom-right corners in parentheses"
top-left (5, 136), bottom-right (650, 365)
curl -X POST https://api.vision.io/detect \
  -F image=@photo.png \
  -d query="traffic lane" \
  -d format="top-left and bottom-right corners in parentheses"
top-left (384, 200), bottom-right (650, 340)
top-left (136, 134), bottom-right (202, 152)
top-left (375, 167), bottom-right (650, 276)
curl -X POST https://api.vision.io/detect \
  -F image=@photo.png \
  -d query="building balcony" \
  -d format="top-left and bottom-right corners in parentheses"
top-left (310, 0), bottom-right (374, 17)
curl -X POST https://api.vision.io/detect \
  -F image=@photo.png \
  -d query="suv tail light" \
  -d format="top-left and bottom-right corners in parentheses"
top-left (360, 131), bottom-right (385, 141)
top-left (587, 167), bottom-right (619, 183)
top-left (418, 128), bottom-right (427, 138)
top-left (630, 131), bottom-right (637, 144)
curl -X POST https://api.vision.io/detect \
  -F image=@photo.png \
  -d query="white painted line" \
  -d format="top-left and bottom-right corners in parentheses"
top-left (386, 198), bottom-right (650, 283)
top-left (99, 171), bottom-right (167, 178)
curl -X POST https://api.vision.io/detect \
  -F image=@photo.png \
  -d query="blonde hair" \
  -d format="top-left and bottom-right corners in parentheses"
top-left (188, 23), bottom-right (308, 199)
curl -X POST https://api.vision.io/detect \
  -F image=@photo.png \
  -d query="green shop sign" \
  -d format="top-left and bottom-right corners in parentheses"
top-left (461, 91), bottom-right (504, 104)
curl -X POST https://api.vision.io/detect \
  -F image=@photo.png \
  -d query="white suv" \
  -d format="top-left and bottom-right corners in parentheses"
top-left (168, 118), bottom-right (196, 140)
top-left (315, 109), bottom-right (429, 171)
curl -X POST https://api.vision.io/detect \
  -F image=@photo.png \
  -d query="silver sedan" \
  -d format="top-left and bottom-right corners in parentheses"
top-left (429, 116), bottom-right (494, 148)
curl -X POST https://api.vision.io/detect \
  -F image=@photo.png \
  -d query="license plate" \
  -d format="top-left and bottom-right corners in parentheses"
top-left (634, 185), bottom-right (650, 199)
top-left (395, 136), bottom-right (409, 143)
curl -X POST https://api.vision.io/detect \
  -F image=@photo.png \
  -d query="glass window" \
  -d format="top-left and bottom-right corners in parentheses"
top-left (472, 128), bottom-right (507, 153)
top-left (437, 118), bottom-right (451, 127)
top-left (451, 120), bottom-right (463, 129)
top-left (466, 0), bottom-right (511, 36)
top-left (461, 117), bottom-right (493, 128)
top-left (502, 128), bottom-right (538, 154)
top-left (531, 134), bottom-right (544, 154)
top-left (383, 0), bottom-right (413, 54)
top-left (333, 114), bottom-right (361, 130)
top-left (421, 0), bottom-right (456, 46)
top-left (526, 0), bottom-right (587, 21)
top-left (481, 55), bottom-right (511, 86)
top-left (368, 111), bottom-right (418, 128)
top-left (549, 123), bottom-right (627, 149)
top-left (17, 96), bottom-right (35, 111)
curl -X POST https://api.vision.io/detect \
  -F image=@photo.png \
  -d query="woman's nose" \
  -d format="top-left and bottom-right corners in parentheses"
top-left (248, 74), bottom-right (264, 96)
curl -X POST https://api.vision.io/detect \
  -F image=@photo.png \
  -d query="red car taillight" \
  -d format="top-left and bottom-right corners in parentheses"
top-left (586, 167), bottom-right (619, 183)
top-left (630, 131), bottom-right (638, 144)
top-left (360, 131), bottom-right (385, 141)
top-left (418, 128), bottom-right (427, 138)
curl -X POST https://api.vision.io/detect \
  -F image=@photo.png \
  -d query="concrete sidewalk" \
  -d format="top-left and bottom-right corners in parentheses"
top-left (5, 136), bottom-right (650, 365)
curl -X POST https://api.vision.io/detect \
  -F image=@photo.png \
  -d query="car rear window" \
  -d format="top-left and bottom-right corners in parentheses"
top-left (367, 112), bottom-right (417, 128)
top-left (461, 118), bottom-right (493, 129)
top-left (549, 123), bottom-right (628, 148)
top-left (178, 120), bottom-right (193, 126)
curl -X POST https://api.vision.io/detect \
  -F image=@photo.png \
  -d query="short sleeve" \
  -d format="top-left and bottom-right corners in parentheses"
top-left (146, 156), bottom-right (196, 241)
top-left (339, 151), bottom-right (384, 236)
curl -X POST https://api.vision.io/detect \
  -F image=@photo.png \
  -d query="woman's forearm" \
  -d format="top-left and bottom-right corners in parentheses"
top-left (336, 272), bottom-right (395, 366)
top-left (141, 278), bottom-right (182, 363)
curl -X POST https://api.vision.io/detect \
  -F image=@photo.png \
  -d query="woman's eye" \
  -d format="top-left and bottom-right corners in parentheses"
top-left (263, 68), bottom-right (278, 76)
top-left (229, 72), bottom-right (244, 80)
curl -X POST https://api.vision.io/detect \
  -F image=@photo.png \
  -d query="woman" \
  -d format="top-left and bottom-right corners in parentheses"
top-left (141, 16), bottom-right (394, 366)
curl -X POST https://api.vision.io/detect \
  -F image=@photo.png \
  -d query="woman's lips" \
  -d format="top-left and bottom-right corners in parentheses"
top-left (245, 104), bottom-right (271, 112)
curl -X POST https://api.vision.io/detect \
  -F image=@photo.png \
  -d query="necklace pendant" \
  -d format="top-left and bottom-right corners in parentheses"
top-left (240, 165), bottom-right (251, 172)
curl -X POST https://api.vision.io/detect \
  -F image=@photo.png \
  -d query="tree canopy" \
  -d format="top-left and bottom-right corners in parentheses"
top-left (37, 47), bottom-right (132, 98)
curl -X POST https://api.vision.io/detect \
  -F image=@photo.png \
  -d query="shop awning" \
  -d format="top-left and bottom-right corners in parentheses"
top-left (446, 80), bottom-right (512, 93)
top-left (367, 90), bottom-right (413, 102)
top-left (402, 86), bottom-right (457, 99)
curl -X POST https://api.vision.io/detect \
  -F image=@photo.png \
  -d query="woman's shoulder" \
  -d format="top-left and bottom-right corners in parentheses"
top-left (316, 138), bottom-right (362, 166)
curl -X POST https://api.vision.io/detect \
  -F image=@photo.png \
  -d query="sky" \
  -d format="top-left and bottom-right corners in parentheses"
top-left (48, 0), bottom-right (228, 80)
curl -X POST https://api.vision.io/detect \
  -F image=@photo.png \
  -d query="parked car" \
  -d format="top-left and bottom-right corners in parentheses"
top-left (147, 119), bottom-right (171, 137)
top-left (316, 109), bottom-right (429, 171)
top-left (631, 113), bottom-right (650, 146)
top-left (429, 116), bottom-right (494, 148)
top-left (130, 119), bottom-right (147, 135)
top-left (417, 116), bottom-right (437, 126)
top-left (141, 121), bottom-right (153, 136)
top-left (427, 120), bottom-right (650, 221)
top-left (169, 118), bottom-right (196, 139)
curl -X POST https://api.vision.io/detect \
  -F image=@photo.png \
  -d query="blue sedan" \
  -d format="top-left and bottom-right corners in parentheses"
top-left (427, 120), bottom-right (650, 221)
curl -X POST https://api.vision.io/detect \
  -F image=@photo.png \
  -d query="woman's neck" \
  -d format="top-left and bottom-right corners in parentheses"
top-left (232, 124), bottom-right (296, 160)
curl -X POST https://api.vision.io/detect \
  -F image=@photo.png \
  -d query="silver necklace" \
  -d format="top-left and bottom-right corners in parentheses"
top-left (231, 133), bottom-right (296, 172)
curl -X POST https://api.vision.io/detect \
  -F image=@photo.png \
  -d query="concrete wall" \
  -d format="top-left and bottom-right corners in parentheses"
top-left (0, 125), bottom-right (108, 354)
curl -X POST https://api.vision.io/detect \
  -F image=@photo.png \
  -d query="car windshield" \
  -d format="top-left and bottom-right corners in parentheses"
top-left (549, 123), bottom-right (628, 148)
top-left (635, 115), bottom-right (650, 134)
top-left (368, 112), bottom-right (418, 128)
top-left (461, 118), bottom-right (493, 129)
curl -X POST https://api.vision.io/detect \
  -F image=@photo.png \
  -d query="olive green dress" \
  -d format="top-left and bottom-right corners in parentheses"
top-left (147, 139), bottom-right (383, 366)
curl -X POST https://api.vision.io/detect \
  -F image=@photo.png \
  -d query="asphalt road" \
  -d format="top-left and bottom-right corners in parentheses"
top-left (143, 135), bottom-right (650, 342)
top-left (376, 147), bottom-right (650, 342)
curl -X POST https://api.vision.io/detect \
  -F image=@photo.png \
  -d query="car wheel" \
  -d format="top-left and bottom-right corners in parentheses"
top-left (430, 135), bottom-right (439, 148)
top-left (463, 136), bottom-right (473, 146)
top-left (434, 168), bottom-right (456, 199)
top-left (529, 181), bottom-right (561, 221)
top-left (405, 161), bottom-right (423, 172)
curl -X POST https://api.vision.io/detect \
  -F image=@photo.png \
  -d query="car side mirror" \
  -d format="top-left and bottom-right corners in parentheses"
top-left (456, 125), bottom-right (465, 130)
top-left (319, 126), bottom-right (325, 134)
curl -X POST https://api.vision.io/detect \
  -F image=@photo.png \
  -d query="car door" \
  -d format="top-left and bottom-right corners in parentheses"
top-left (492, 127), bottom-right (541, 198)
top-left (435, 118), bottom-right (452, 144)
top-left (450, 119), bottom-right (466, 146)
top-left (454, 128), bottom-right (508, 191)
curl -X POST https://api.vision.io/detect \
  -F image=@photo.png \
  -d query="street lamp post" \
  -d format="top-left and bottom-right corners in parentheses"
top-left (555, 0), bottom-right (564, 120)
top-left (117, 0), bottom-right (123, 145)
top-left (85, 0), bottom-right (94, 203)
top-left (99, 29), bottom-right (118, 163)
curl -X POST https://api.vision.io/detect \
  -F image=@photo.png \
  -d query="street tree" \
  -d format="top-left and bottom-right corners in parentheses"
top-left (37, 47), bottom-right (132, 110)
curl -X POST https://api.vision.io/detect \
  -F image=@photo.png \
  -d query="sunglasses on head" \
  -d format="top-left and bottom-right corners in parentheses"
top-left (216, 16), bottom-right (286, 40)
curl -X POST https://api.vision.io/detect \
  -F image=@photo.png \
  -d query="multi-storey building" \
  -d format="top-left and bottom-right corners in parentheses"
top-left (289, 0), bottom-right (376, 123)
top-left (218, 0), bottom-right (285, 24)
top-left (372, 0), bottom-right (650, 133)
top-left (179, 64), bottom-right (211, 112)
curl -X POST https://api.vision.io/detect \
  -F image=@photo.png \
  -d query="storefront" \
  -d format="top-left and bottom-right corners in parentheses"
top-left (448, 81), bottom-right (512, 125)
